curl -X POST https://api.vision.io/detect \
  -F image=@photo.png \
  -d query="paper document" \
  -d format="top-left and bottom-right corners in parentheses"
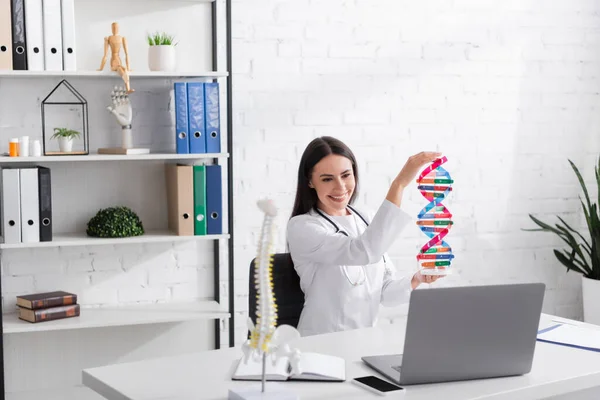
top-left (537, 323), bottom-right (600, 352)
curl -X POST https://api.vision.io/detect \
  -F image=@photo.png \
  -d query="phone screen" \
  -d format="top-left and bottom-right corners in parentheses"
top-left (354, 376), bottom-right (404, 392)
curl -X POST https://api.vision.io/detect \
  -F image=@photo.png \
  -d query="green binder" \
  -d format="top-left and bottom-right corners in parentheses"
top-left (193, 165), bottom-right (207, 235)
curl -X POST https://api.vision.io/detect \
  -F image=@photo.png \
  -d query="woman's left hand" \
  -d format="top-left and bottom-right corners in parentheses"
top-left (411, 271), bottom-right (444, 289)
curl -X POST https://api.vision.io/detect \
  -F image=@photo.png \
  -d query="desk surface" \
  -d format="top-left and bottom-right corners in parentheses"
top-left (83, 314), bottom-right (600, 400)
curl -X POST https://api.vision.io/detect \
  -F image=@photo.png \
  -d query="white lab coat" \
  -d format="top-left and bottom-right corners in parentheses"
top-left (286, 199), bottom-right (413, 336)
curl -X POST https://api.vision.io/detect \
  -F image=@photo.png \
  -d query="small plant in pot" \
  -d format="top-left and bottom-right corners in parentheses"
top-left (147, 31), bottom-right (177, 72)
top-left (51, 127), bottom-right (81, 153)
top-left (86, 206), bottom-right (144, 238)
top-left (525, 156), bottom-right (600, 324)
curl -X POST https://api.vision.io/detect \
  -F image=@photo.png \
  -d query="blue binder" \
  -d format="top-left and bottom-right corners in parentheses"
top-left (187, 82), bottom-right (206, 154)
top-left (174, 82), bottom-right (189, 154)
top-left (204, 82), bottom-right (221, 153)
top-left (205, 165), bottom-right (222, 234)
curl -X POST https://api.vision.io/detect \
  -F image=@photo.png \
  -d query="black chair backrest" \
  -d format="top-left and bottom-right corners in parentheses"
top-left (248, 253), bottom-right (304, 329)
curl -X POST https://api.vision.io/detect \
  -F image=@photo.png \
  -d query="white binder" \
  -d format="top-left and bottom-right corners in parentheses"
top-left (42, 0), bottom-right (63, 71)
top-left (25, 0), bottom-right (45, 71)
top-left (19, 168), bottom-right (40, 243)
top-left (1, 169), bottom-right (21, 244)
top-left (0, 0), bottom-right (13, 70)
top-left (60, 0), bottom-right (76, 71)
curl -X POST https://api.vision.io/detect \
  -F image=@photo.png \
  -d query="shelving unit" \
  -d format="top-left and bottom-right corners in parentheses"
top-left (3, 301), bottom-right (229, 334)
top-left (0, 70), bottom-right (228, 78)
top-left (0, 152), bottom-right (229, 163)
top-left (0, 232), bottom-right (229, 249)
top-left (0, 0), bottom-right (234, 398)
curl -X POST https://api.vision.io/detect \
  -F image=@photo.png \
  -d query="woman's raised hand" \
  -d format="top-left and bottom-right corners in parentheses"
top-left (394, 151), bottom-right (442, 189)
top-left (385, 151), bottom-right (442, 207)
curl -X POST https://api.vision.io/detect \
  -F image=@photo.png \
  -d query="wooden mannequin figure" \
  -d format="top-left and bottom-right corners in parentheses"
top-left (98, 22), bottom-right (134, 93)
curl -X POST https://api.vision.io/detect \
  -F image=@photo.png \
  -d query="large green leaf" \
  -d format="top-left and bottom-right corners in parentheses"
top-left (528, 214), bottom-right (564, 234)
top-left (554, 224), bottom-right (593, 275)
top-left (554, 249), bottom-right (586, 275)
top-left (528, 214), bottom-right (592, 273)
top-left (594, 234), bottom-right (600, 279)
top-left (596, 156), bottom-right (600, 217)
top-left (556, 215), bottom-right (592, 255)
top-left (570, 159), bottom-right (592, 213)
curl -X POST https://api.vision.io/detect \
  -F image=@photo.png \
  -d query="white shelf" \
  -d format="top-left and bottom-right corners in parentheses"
top-left (0, 152), bottom-right (229, 163)
top-left (78, 0), bottom-right (215, 2)
top-left (7, 385), bottom-right (104, 400)
top-left (0, 70), bottom-right (227, 78)
top-left (3, 300), bottom-right (228, 334)
top-left (0, 231), bottom-right (229, 249)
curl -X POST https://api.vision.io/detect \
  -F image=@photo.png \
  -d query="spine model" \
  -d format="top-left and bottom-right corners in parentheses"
top-left (241, 199), bottom-right (302, 392)
top-left (249, 199), bottom-right (278, 353)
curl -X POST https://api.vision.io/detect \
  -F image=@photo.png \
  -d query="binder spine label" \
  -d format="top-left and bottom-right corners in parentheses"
top-left (187, 82), bottom-right (206, 154)
top-left (204, 82), bottom-right (221, 153)
top-left (174, 82), bottom-right (190, 154)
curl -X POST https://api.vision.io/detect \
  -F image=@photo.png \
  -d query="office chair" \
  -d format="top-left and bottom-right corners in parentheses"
top-left (248, 253), bottom-right (304, 330)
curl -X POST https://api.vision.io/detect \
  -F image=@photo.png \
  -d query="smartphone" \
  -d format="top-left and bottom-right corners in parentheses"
top-left (352, 376), bottom-right (405, 396)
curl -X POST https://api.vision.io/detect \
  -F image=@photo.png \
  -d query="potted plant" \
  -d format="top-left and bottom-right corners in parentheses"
top-left (51, 127), bottom-right (81, 153)
top-left (526, 156), bottom-right (600, 324)
top-left (147, 32), bottom-right (177, 72)
top-left (86, 206), bottom-right (144, 238)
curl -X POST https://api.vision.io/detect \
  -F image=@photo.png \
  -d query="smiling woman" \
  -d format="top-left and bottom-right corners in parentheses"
top-left (286, 136), bottom-right (443, 337)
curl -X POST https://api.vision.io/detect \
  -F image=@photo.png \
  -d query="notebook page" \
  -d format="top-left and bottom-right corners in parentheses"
top-left (291, 352), bottom-right (346, 381)
top-left (537, 324), bottom-right (600, 351)
top-left (232, 355), bottom-right (290, 381)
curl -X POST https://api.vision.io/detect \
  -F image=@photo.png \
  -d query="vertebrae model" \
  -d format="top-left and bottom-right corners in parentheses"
top-left (416, 156), bottom-right (455, 275)
top-left (241, 199), bottom-right (301, 378)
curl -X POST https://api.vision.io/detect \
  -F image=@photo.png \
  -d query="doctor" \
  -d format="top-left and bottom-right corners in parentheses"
top-left (287, 136), bottom-right (442, 336)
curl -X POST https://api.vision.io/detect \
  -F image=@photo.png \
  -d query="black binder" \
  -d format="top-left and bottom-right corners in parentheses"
top-left (37, 166), bottom-right (52, 241)
top-left (11, 0), bottom-right (27, 70)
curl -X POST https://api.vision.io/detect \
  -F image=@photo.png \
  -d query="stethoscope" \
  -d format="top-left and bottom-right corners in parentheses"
top-left (314, 205), bottom-right (387, 287)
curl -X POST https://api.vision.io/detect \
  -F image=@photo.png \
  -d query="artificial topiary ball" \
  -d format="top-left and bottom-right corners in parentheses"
top-left (86, 206), bottom-right (145, 238)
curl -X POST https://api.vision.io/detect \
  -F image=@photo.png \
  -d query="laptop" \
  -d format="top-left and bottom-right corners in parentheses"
top-left (362, 283), bottom-right (545, 385)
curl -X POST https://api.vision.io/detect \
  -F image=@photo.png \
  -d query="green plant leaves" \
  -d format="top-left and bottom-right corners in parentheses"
top-left (86, 206), bottom-right (144, 238)
top-left (51, 127), bottom-right (81, 140)
top-left (146, 32), bottom-right (177, 46)
top-left (527, 157), bottom-right (600, 280)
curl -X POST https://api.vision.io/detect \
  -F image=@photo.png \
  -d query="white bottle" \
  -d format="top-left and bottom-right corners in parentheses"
top-left (31, 140), bottom-right (42, 157)
top-left (19, 136), bottom-right (29, 157)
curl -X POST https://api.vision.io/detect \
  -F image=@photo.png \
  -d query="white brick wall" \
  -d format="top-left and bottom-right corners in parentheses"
top-left (231, 0), bottom-right (600, 343)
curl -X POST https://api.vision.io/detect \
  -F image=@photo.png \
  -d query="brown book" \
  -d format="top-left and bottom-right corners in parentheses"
top-left (18, 304), bottom-right (80, 323)
top-left (16, 291), bottom-right (77, 310)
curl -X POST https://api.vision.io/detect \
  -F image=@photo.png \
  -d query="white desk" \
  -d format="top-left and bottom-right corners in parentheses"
top-left (83, 314), bottom-right (600, 400)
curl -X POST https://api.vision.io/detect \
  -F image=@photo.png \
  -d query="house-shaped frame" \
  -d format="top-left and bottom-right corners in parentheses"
top-left (41, 79), bottom-right (89, 156)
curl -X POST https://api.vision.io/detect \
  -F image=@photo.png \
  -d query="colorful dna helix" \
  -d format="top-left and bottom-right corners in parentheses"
top-left (416, 156), bottom-right (454, 275)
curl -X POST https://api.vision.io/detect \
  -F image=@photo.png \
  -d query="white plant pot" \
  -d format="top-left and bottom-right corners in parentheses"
top-left (582, 275), bottom-right (600, 325)
top-left (148, 45), bottom-right (176, 72)
top-left (58, 137), bottom-right (73, 152)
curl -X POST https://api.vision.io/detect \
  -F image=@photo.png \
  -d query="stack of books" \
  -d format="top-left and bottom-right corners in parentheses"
top-left (16, 291), bottom-right (80, 323)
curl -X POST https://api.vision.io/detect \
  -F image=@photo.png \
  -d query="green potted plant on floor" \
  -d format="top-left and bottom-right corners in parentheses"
top-left (51, 127), bottom-right (81, 153)
top-left (526, 156), bottom-right (600, 324)
top-left (147, 31), bottom-right (177, 72)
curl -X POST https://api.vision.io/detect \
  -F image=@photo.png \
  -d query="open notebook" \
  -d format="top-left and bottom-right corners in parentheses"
top-left (232, 352), bottom-right (346, 382)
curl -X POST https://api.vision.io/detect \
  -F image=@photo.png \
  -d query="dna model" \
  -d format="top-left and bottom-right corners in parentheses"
top-left (240, 199), bottom-right (301, 394)
top-left (416, 156), bottom-right (455, 275)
